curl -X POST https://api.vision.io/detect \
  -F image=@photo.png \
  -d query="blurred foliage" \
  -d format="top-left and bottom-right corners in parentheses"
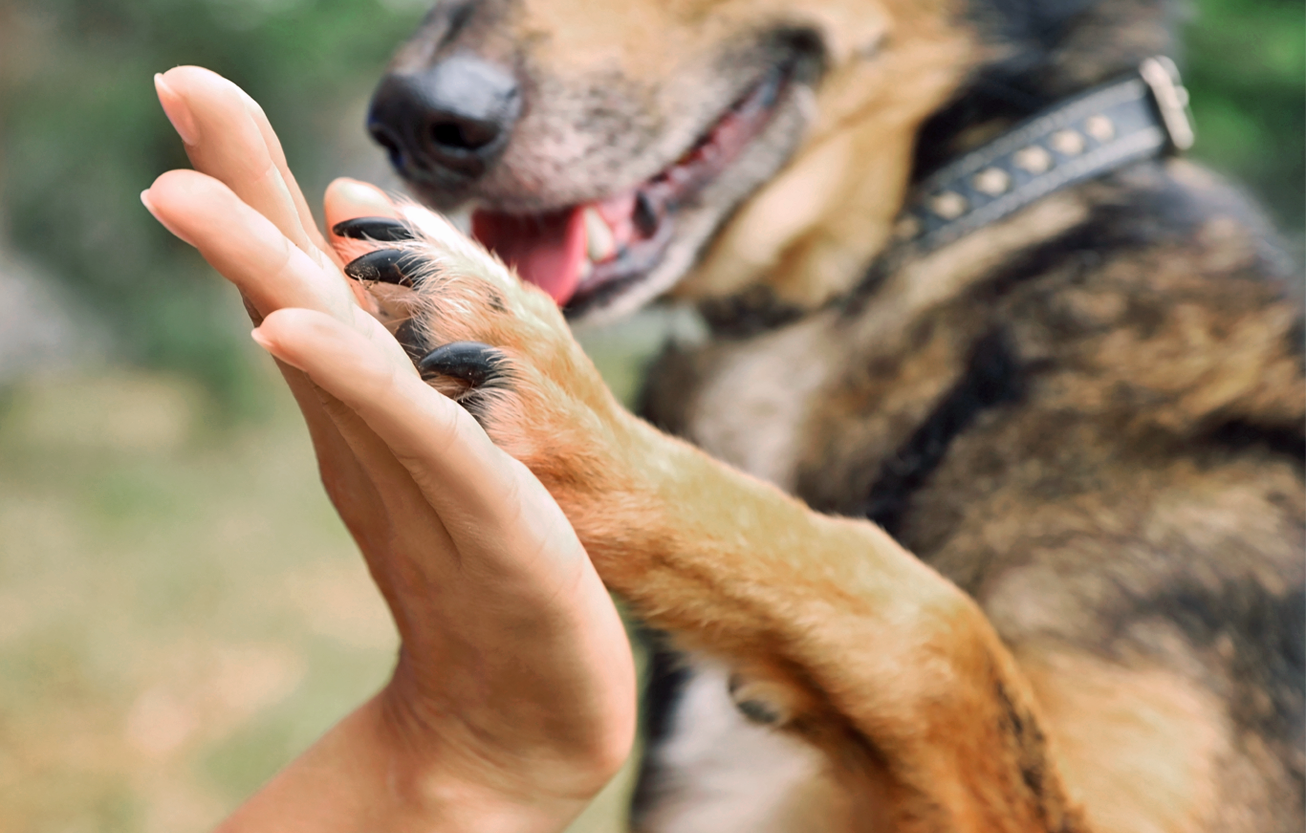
top-left (0, 0), bottom-right (1301, 415)
top-left (0, 0), bottom-right (427, 416)
top-left (1184, 0), bottom-right (1305, 240)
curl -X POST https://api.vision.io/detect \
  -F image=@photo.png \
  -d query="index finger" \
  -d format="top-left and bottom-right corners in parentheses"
top-left (143, 169), bottom-right (409, 371)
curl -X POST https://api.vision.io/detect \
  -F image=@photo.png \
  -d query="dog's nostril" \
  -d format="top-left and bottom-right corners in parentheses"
top-left (429, 119), bottom-right (499, 153)
top-left (368, 55), bottom-right (521, 181)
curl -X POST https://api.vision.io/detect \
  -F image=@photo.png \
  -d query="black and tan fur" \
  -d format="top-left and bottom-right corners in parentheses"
top-left (340, 0), bottom-right (1305, 829)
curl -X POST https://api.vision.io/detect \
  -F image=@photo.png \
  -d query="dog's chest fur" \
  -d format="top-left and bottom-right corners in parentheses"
top-left (652, 313), bottom-right (844, 492)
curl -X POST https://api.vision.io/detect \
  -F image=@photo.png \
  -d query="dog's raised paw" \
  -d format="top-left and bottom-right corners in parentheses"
top-left (333, 205), bottom-right (627, 494)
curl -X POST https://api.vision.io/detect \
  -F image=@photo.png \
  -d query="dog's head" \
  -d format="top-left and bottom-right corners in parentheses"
top-left (368, 0), bottom-right (1175, 321)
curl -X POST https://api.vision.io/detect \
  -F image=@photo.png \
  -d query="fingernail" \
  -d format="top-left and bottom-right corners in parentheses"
top-left (332, 179), bottom-right (394, 212)
top-left (140, 189), bottom-right (196, 246)
top-left (154, 72), bottom-right (201, 146)
top-left (250, 327), bottom-right (305, 371)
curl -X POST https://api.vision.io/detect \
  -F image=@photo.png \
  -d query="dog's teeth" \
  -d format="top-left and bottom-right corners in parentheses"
top-left (583, 207), bottom-right (616, 263)
top-left (578, 257), bottom-right (594, 282)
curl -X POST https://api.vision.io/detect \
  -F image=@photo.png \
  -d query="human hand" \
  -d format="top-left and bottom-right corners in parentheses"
top-left (141, 66), bottom-right (636, 832)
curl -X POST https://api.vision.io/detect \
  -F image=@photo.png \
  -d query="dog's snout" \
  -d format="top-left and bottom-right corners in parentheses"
top-left (368, 54), bottom-right (521, 182)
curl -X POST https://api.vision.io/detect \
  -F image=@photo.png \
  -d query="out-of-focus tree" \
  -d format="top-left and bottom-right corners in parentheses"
top-left (1, 0), bottom-right (426, 414)
top-left (1185, 0), bottom-right (1304, 244)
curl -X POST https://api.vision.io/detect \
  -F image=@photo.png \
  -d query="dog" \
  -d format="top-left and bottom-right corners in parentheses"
top-left (335, 0), bottom-right (1306, 829)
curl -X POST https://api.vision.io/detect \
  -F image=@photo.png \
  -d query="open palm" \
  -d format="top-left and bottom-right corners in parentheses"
top-left (142, 66), bottom-right (635, 832)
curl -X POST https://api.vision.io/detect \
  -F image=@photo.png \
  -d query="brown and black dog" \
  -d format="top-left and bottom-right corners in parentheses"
top-left (332, 0), bottom-right (1305, 829)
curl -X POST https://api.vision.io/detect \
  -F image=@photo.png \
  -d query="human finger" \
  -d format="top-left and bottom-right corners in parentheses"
top-left (154, 66), bottom-right (325, 259)
top-left (251, 308), bottom-right (589, 580)
top-left (142, 164), bottom-right (446, 623)
top-left (143, 170), bottom-right (410, 371)
top-left (149, 72), bottom-right (414, 580)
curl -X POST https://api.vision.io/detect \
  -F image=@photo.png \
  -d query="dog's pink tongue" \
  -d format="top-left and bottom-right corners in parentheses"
top-left (471, 208), bottom-right (586, 305)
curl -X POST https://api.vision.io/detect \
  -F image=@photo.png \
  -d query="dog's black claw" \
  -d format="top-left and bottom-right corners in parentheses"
top-left (332, 217), bottom-right (416, 242)
top-left (344, 249), bottom-right (413, 286)
top-left (418, 341), bottom-right (507, 388)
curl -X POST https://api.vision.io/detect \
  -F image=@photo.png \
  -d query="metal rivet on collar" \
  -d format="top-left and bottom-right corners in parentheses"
top-left (894, 215), bottom-right (922, 240)
top-left (972, 167), bottom-right (1012, 196)
top-left (930, 191), bottom-right (968, 220)
top-left (1050, 129), bottom-right (1085, 155)
top-left (895, 60), bottom-right (1191, 255)
top-left (1013, 145), bottom-right (1053, 173)
top-left (1085, 115), bottom-right (1115, 142)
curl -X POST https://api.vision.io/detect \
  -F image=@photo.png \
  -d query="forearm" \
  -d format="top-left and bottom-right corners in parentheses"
top-left (214, 693), bottom-right (590, 833)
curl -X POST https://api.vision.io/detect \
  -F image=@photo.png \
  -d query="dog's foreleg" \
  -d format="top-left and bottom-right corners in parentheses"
top-left (341, 212), bottom-right (1086, 833)
top-left (554, 416), bottom-right (1085, 833)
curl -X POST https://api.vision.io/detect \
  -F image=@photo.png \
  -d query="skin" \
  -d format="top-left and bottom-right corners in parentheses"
top-left (141, 66), bottom-right (636, 833)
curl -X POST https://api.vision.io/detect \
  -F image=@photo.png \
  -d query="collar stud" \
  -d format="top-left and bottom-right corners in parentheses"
top-left (896, 57), bottom-right (1197, 253)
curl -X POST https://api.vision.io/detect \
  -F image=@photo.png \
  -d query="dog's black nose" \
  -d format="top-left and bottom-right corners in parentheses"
top-left (368, 54), bottom-right (521, 182)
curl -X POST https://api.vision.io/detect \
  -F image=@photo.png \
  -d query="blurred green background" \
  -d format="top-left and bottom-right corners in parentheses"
top-left (0, 0), bottom-right (1301, 831)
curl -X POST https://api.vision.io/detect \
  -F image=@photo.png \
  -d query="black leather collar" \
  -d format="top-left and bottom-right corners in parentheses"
top-left (895, 57), bottom-right (1195, 254)
top-left (698, 58), bottom-right (1196, 337)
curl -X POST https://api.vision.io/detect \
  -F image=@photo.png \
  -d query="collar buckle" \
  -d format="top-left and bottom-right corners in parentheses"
top-left (1140, 56), bottom-right (1195, 153)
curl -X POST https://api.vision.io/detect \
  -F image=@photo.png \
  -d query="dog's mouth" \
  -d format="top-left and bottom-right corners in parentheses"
top-left (469, 66), bottom-right (791, 313)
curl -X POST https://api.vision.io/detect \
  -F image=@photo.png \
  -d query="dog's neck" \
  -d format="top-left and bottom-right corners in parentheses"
top-left (695, 59), bottom-right (1194, 337)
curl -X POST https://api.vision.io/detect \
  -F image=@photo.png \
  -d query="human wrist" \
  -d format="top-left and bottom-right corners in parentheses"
top-left (374, 685), bottom-right (613, 833)
top-left (393, 769), bottom-right (592, 833)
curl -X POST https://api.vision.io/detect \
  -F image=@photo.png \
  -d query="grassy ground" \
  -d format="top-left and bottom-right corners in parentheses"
top-left (0, 339), bottom-right (651, 831)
